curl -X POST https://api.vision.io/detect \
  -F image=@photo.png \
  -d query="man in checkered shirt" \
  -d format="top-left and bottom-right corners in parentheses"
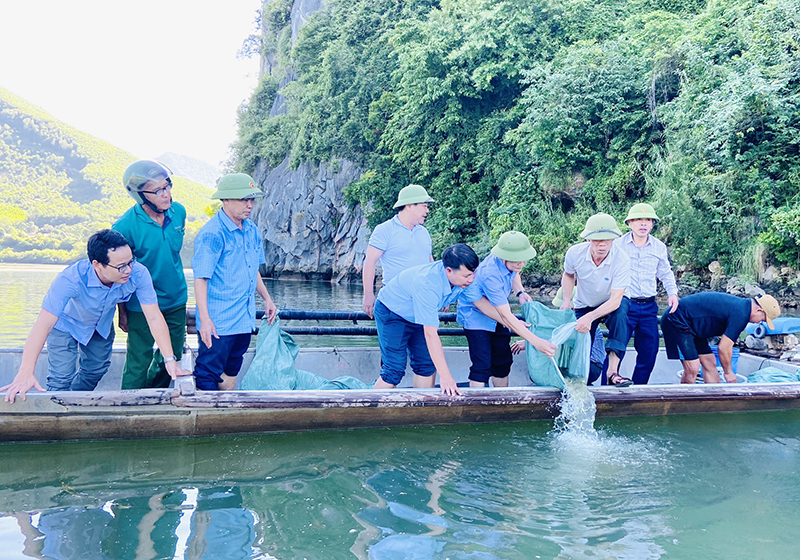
top-left (613, 203), bottom-right (679, 384)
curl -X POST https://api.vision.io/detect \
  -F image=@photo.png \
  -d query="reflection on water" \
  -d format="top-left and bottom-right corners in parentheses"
top-left (1, 412), bottom-right (799, 559)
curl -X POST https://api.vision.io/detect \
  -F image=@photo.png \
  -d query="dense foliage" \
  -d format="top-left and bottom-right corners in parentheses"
top-left (234, 0), bottom-right (800, 276)
top-left (0, 88), bottom-right (214, 265)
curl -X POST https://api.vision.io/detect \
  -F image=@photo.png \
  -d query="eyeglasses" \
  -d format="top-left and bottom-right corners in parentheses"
top-left (142, 179), bottom-right (173, 197)
top-left (107, 258), bottom-right (136, 272)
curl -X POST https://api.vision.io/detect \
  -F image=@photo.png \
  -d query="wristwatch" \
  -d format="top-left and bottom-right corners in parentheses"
top-left (516, 290), bottom-right (527, 297)
top-left (164, 355), bottom-right (178, 363)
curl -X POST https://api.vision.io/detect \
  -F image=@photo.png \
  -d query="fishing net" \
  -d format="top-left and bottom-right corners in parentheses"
top-left (240, 316), bottom-right (371, 390)
top-left (521, 301), bottom-right (592, 390)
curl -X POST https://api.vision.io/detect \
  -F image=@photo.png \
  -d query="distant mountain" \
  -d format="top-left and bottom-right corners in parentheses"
top-left (0, 87), bottom-right (215, 264)
top-left (156, 152), bottom-right (222, 188)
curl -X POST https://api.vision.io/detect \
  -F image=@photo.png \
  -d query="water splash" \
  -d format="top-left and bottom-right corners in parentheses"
top-left (552, 376), bottom-right (598, 438)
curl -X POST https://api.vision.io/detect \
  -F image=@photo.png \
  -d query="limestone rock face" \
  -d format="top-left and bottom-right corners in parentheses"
top-left (252, 0), bottom-right (372, 281)
top-left (251, 156), bottom-right (369, 281)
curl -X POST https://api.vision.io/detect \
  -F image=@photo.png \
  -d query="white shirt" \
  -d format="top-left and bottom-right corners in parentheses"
top-left (613, 232), bottom-right (678, 299)
top-left (563, 242), bottom-right (630, 308)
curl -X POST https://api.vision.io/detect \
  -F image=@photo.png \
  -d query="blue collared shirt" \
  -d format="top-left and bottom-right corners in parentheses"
top-left (192, 209), bottom-right (266, 335)
top-left (377, 261), bottom-right (481, 327)
top-left (457, 254), bottom-right (515, 331)
top-left (368, 215), bottom-right (432, 283)
top-left (41, 260), bottom-right (157, 345)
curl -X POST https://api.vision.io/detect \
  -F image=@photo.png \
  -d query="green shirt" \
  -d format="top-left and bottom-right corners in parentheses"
top-left (113, 202), bottom-right (187, 312)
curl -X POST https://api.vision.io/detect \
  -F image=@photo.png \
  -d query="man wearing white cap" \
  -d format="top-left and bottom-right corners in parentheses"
top-left (561, 213), bottom-right (631, 386)
top-left (362, 184), bottom-right (434, 318)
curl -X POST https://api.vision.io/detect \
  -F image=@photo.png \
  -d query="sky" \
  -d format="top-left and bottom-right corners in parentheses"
top-left (0, 0), bottom-right (263, 168)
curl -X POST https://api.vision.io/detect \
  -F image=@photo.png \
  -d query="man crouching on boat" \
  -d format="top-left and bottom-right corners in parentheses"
top-left (661, 292), bottom-right (780, 383)
top-left (2, 230), bottom-right (190, 403)
top-left (191, 173), bottom-right (277, 391)
top-left (372, 243), bottom-right (509, 396)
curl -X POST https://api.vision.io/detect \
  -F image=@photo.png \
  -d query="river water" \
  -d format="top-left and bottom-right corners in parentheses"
top-left (2, 410), bottom-right (798, 559)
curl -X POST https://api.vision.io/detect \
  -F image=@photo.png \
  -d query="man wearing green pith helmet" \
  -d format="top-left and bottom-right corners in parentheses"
top-left (362, 184), bottom-right (435, 318)
top-left (192, 173), bottom-right (277, 391)
top-left (457, 231), bottom-right (556, 387)
top-left (613, 203), bottom-right (679, 385)
top-left (561, 213), bottom-right (632, 386)
top-left (113, 160), bottom-right (188, 389)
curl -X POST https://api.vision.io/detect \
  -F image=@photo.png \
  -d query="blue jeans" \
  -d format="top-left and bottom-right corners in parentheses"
top-left (464, 324), bottom-right (513, 384)
top-left (374, 300), bottom-right (435, 386)
top-left (194, 332), bottom-right (252, 391)
top-left (575, 297), bottom-right (630, 385)
top-left (617, 298), bottom-right (660, 385)
top-left (46, 328), bottom-right (115, 391)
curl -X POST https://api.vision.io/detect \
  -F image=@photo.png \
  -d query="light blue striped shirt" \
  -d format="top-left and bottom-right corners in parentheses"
top-left (377, 261), bottom-right (481, 327)
top-left (42, 260), bottom-right (157, 345)
top-left (613, 232), bottom-right (678, 298)
top-left (192, 210), bottom-right (266, 335)
top-left (457, 254), bottom-right (515, 331)
top-left (368, 215), bottom-right (432, 283)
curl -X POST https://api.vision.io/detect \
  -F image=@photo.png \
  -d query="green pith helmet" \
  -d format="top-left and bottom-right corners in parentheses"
top-left (211, 173), bottom-right (264, 200)
top-left (393, 184), bottom-right (434, 209)
top-left (625, 202), bottom-right (659, 223)
top-left (580, 213), bottom-right (622, 240)
top-left (552, 287), bottom-right (564, 307)
top-left (123, 160), bottom-right (173, 205)
top-left (491, 231), bottom-right (537, 262)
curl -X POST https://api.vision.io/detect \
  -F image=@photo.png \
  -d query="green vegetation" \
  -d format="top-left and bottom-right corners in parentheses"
top-left (234, 0), bottom-right (800, 274)
top-left (0, 87), bottom-right (214, 265)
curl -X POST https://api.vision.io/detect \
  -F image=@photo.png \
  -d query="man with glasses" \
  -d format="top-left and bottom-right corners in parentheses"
top-left (113, 160), bottom-right (188, 389)
top-left (2, 230), bottom-right (189, 403)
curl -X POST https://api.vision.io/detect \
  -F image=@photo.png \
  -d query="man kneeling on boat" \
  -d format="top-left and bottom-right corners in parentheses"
top-left (661, 292), bottom-right (780, 384)
top-left (373, 243), bottom-right (522, 396)
top-left (2, 230), bottom-right (190, 403)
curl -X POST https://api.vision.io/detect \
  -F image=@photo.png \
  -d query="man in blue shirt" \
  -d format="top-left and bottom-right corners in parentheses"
top-left (2, 230), bottom-right (188, 403)
top-left (458, 231), bottom-right (556, 387)
top-left (374, 243), bottom-right (513, 396)
top-left (192, 173), bottom-right (277, 391)
top-left (362, 184), bottom-right (434, 318)
top-left (661, 292), bottom-right (780, 383)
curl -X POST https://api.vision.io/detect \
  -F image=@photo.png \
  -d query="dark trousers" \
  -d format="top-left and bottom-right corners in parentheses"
top-left (194, 332), bottom-right (252, 391)
top-left (464, 324), bottom-right (513, 384)
top-left (617, 299), bottom-right (660, 385)
top-left (575, 297), bottom-right (630, 385)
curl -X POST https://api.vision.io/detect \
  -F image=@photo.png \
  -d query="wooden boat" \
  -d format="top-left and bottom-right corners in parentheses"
top-left (3, 342), bottom-right (800, 443)
top-left (3, 309), bottom-right (800, 442)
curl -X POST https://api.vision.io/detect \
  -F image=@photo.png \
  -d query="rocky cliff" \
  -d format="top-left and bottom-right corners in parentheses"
top-left (252, 0), bottom-right (369, 281)
top-left (251, 156), bottom-right (369, 281)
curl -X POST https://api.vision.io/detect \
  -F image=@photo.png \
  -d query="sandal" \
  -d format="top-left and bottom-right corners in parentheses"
top-left (608, 373), bottom-right (633, 387)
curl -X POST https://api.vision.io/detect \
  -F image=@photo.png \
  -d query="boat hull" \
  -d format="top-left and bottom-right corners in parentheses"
top-left (3, 383), bottom-right (800, 443)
